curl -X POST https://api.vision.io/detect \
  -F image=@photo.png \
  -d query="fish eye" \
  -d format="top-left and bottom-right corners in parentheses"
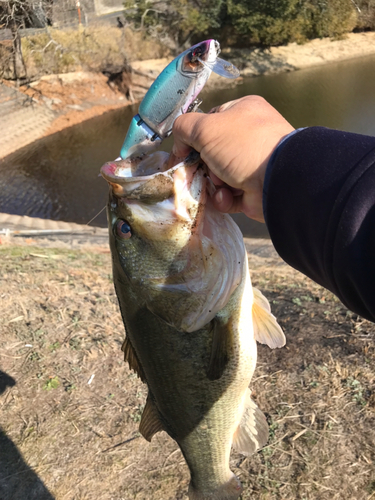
top-left (115, 219), bottom-right (132, 240)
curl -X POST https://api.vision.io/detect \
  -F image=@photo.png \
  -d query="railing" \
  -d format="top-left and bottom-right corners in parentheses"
top-left (0, 10), bottom-right (126, 42)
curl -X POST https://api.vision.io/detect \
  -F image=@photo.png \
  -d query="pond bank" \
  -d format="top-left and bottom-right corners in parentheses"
top-left (226, 31), bottom-right (375, 77)
top-left (1, 31), bottom-right (375, 162)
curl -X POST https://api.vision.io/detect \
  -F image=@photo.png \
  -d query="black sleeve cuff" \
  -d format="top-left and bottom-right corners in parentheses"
top-left (264, 126), bottom-right (375, 322)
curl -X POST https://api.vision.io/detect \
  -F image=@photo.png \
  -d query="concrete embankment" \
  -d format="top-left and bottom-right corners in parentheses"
top-left (1, 31), bottom-right (375, 163)
top-left (0, 213), bottom-right (109, 249)
top-left (0, 83), bottom-right (55, 159)
top-left (0, 212), bottom-right (279, 263)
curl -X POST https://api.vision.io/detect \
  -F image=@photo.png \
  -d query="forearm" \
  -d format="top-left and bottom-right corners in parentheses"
top-left (263, 127), bottom-right (375, 322)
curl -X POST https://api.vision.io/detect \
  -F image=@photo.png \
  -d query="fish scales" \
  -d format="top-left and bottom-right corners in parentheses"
top-left (113, 256), bottom-right (255, 496)
top-left (102, 152), bottom-right (286, 499)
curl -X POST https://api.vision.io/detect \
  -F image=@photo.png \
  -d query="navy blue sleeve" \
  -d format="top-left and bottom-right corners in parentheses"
top-left (263, 126), bottom-right (375, 323)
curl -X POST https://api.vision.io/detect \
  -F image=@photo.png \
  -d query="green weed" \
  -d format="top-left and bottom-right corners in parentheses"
top-left (43, 376), bottom-right (59, 390)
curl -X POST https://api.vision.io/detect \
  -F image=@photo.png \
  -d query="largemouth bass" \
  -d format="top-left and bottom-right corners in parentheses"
top-left (101, 151), bottom-right (285, 499)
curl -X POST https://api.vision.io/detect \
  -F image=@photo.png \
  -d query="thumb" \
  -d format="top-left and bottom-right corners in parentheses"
top-left (172, 113), bottom-right (205, 158)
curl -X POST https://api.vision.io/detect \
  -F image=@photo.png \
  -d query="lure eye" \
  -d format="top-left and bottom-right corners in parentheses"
top-left (192, 47), bottom-right (202, 59)
top-left (115, 219), bottom-right (132, 240)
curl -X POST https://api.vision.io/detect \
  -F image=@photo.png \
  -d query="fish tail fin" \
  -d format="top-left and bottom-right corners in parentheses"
top-left (188, 474), bottom-right (242, 500)
top-left (232, 388), bottom-right (269, 456)
top-left (252, 287), bottom-right (286, 348)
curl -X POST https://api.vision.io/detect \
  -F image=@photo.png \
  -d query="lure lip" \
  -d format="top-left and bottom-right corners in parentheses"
top-left (198, 56), bottom-right (241, 79)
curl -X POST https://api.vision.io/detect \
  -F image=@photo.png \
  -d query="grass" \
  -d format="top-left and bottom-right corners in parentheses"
top-left (0, 245), bottom-right (374, 499)
top-left (21, 26), bottom-right (170, 78)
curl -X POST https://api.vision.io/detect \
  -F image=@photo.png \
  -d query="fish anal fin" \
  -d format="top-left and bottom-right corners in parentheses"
top-left (232, 388), bottom-right (269, 456)
top-left (121, 337), bottom-right (146, 382)
top-left (188, 474), bottom-right (242, 500)
top-left (207, 317), bottom-right (231, 381)
top-left (139, 394), bottom-right (164, 442)
top-left (252, 288), bottom-right (286, 349)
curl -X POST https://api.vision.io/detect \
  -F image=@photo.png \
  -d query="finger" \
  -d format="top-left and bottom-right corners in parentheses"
top-left (172, 113), bottom-right (204, 158)
top-left (212, 188), bottom-right (243, 214)
top-left (209, 169), bottom-right (244, 193)
top-left (167, 152), bottom-right (182, 170)
top-left (208, 106), bottom-right (220, 114)
top-left (208, 100), bottom-right (237, 114)
top-left (212, 188), bottom-right (234, 213)
top-left (208, 169), bottom-right (225, 187)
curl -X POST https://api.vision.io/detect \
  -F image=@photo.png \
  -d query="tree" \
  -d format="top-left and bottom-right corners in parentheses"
top-left (227, 0), bottom-right (309, 46)
top-left (227, 0), bottom-right (358, 46)
top-left (123, 0), bottom-right (226, 50)
top-left (302, 0), bottom-right (357, 38)
top-left (0, 0), bottom-right (29, 79)
top-left (0, 0), bottom-right (52, 80)
top-left (355, 0), bottom-right (375, 30)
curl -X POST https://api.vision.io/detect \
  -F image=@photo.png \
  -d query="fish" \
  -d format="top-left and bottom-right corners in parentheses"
top-left (120, 39), bottom-right (240, 160)
top-left (101, 150), bottom-right (286, 500)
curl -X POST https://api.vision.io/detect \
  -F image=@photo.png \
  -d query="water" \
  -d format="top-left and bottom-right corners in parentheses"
top-left (1, 54), bottom-right (375, 235)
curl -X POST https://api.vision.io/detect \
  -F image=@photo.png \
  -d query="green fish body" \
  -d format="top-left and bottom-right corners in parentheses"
top-left (101, 152), bottom-right (285, 499)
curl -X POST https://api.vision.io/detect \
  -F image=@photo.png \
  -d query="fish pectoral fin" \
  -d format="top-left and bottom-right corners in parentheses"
top-left (139, 394), bottom-right (164, 442)
top-left (232, 389), bottom-right (269, 456)
top-left (206, 316), bottom-right (231, 381)
top-left (122, 337), bottom-right (146, 382)
top-left (252, 288), bottom-right (286, 349)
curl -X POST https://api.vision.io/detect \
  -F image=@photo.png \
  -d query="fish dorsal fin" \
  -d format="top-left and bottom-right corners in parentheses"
top-left (139, 394), bottom-right (164, 441)
top-left (207, 316), bottom-right (232, 381)
top-left (121, 337), bottom-right (146, 382)
top-left (232, 388), bottom-right (269, 456)
top-left (252, 288), bottom-right (286, 349)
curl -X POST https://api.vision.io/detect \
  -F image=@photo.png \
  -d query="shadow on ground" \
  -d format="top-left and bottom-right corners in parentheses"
top-left (0, 370), bottom-right (55, 500)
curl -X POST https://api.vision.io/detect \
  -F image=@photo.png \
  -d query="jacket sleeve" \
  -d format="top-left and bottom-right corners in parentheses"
top-left (263, 126), bottom-right (375, 323)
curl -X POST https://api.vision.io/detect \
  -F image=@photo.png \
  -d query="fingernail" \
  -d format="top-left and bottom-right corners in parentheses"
top-left (216, 190), bottom-right (223, 204)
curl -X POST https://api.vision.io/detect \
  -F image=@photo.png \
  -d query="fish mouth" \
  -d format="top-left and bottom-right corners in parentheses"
top-left (101, 151), bottom-right (171, 183)
top-left (100, 151), bottom-right (203, 205)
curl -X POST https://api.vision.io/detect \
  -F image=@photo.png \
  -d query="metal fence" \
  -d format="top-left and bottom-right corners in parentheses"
top-left (0, 5), bottom-right (125, 42)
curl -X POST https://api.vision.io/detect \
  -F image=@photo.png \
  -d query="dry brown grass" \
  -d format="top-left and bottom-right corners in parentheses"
top-left (21, 26), bottom-right (170, 78)
top-left (0, 245), bottom-right (374, 500)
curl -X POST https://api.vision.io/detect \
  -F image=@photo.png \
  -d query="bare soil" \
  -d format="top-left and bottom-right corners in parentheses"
top-left (1, 244), bottom-right (374, 500)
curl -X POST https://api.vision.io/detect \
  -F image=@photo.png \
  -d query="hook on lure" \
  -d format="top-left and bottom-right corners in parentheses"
top-left (120, 39), bottom-right (240, 161)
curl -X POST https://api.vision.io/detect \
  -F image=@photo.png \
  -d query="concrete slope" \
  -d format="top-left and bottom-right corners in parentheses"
top-left (0, 212), bottom-right (109, 249)
top-left (0, 83), bottom-right (55, 159)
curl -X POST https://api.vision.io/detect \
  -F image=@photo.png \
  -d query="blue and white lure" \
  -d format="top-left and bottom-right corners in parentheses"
top-left (120, 39), bottom-right (240, 160)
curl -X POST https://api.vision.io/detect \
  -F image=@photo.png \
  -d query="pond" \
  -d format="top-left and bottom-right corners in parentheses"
top-left (1, 53), bottom-right (375, 237)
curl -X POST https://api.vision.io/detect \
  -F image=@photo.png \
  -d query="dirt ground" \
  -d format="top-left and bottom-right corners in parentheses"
top-left (0, 243), bottom-right (374, 500)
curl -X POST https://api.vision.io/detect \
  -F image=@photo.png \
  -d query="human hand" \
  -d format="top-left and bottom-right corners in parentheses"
top-left (171, 95), bottom-right (294, 222)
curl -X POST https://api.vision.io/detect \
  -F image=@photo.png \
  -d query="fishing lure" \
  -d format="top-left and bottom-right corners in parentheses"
top-left (120, 39), bottom-right (240, 160)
